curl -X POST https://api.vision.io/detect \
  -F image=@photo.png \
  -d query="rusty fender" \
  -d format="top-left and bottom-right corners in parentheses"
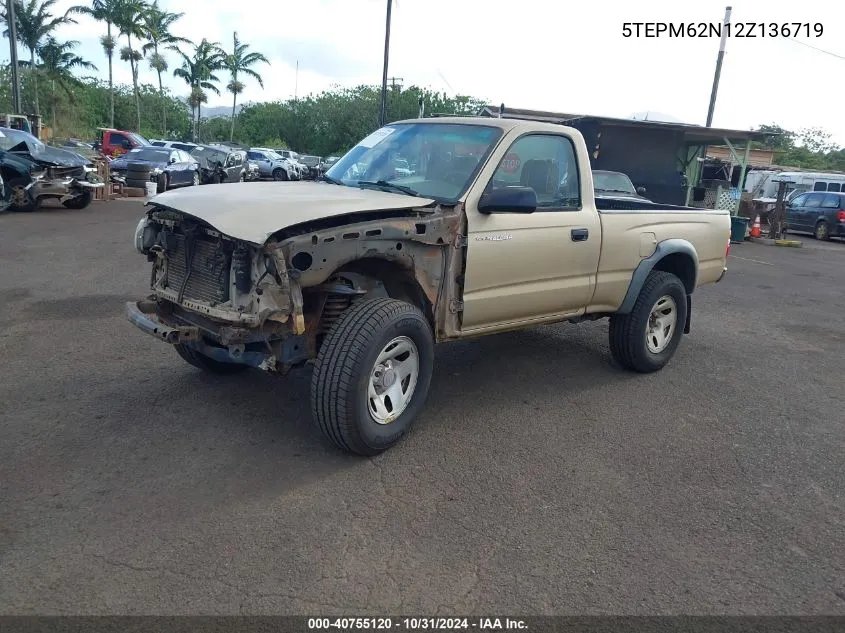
top-left (265, 206), bottom-right (464, 335)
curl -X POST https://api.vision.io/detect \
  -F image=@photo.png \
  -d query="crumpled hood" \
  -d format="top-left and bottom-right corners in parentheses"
top-left (10, 142), bottom-right (90, 167)
top-left (147, 181), bottom-right (436, 244)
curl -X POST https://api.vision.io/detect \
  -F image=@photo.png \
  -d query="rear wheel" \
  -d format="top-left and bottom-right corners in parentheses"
top-left (8, 178), bottom-right (40, 212)
top-left (814, 220), bottom-right (830, 241)
top-left (609, 271), bottom-right (688, 373)
top-left (311, 297), bottom-right (434, 456)
top-left (174, 343), bottom-right (249, 375)
top-left (62, 189), bottom-right (93, 209)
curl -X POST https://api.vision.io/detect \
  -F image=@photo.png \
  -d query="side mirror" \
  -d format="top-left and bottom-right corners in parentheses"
top-left (636, 186), bottom-right (647, 195)
top-left (169, 157), bottom-right (177, 164)
top-left (478, 186), bottom-right (537, 214)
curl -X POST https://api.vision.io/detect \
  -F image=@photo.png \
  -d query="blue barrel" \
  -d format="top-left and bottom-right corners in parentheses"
top-left (730, 216), bottom-right (749, 243)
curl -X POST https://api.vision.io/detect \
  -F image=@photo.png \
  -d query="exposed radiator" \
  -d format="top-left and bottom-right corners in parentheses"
top-left (163, 234), bottom-right (231, 304)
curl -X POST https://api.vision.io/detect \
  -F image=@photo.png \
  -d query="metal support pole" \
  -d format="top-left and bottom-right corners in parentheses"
top-left (7, 0), bottom-right (23, 114)
top-left (706, 6), bottom-right (732, 127)
top-left (378, 0), bottom-right (393, 128)
top-left (735, 140), bottom-right (751, 216)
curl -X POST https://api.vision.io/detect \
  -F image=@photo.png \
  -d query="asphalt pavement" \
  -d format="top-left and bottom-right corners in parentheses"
top-left (1, 200), bottom-right (844, 615)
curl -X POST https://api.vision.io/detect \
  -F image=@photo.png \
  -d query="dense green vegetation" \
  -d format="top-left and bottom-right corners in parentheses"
top-left (754, 124), bottom-right (845, 172)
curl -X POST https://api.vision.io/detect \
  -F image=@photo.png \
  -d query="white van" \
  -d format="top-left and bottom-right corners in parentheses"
top-left (774, 172), bottom-right (845, 201)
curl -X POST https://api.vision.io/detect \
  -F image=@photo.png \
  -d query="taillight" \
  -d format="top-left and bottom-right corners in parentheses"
top-left (837, 211), bottom-right (845, 222)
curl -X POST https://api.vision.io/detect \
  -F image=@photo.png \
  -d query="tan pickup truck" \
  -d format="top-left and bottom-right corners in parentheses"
top-left (128, 117), bottom-right (731, 455)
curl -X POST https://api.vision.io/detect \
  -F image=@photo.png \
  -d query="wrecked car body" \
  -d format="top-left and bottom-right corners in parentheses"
top-left (0, 127), bottom-right (103, 211)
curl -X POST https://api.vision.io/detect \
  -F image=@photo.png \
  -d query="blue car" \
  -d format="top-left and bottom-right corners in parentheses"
top-left (110, 147), bottom-right (200, 191)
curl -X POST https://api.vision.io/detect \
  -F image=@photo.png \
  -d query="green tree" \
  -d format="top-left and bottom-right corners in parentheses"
top-left (142, 0), bottom-right (189, 137)
top-left (65, 0), bottom-right (122, 127)
top-left (2, 0), bottom-right (75, 117)
top-left (223, 31), bottom-right (268, 142)
top-left (36, 36), bottom-right (96, 130)
top-left (113, 0), bottom-right (147, 131)
top-left (173, 38), bottom-right (224, 141)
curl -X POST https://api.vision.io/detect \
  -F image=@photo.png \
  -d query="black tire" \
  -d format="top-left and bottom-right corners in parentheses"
top-left (272, 168), bottom-right (288, 181)
top-left (608, 270), bottom-right (688, 373)
top-left (62, 189), bottom-right (93, 210)
top-left (311, 297), bottom-right (435, 456)
top-left (7, 177), bottom-right (41, 212)
top-left (814, 220), bottom-right (830, 241)
top-left (157, 173), bottom-right (168, 192)
top-left (126, 178), bottom-right (149, 189)
top-left (174, 343), bottom-right (249, 375)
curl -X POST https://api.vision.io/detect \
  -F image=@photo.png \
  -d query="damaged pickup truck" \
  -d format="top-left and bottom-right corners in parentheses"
top-left (127, 117), bottom-right (731, 455)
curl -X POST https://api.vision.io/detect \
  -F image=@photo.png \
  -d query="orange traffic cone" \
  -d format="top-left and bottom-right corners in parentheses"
top-left (750, 215), bottom-right (762, 238)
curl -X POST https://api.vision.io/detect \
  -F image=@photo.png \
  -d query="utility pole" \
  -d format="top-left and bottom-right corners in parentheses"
top-left (388, 77), bottom-right (403, 91)
top-left (7, 0), bottom-right (22, 114)
top-left (706, 6), bottom-right (732, 127)
top-left (378, 0), bottom-right (392, 128)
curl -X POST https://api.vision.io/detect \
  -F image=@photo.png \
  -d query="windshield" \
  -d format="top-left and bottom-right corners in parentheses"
top-left (192, 147), bottom-right (226, 161)
top-left (301, 155), bottom-right (320, 166)
top-left (0, 127), bottom-right (46, 153)
top-left (125, 148), bottom-right (171, 162)
top-left (593, 171), bottom-right (637, 194)
top-left (129, 132), bottom-right (151, 146)
top-left (325, 123), bottom-right (503, 202)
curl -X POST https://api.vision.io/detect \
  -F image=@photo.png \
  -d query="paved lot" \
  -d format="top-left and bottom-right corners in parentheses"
top-left (1, 201), bottom-right (844, 615)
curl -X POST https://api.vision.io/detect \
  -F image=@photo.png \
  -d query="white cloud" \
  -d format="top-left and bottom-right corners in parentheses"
top-left (7, 0), bottom-right (845, 143)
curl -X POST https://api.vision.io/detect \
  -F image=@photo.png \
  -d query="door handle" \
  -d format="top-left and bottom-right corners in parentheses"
top-left (571, 228), bottom-right (589, 242)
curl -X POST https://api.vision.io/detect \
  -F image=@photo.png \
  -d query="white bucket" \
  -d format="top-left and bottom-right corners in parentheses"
top-left (145, 181), bottom-right (158, 197)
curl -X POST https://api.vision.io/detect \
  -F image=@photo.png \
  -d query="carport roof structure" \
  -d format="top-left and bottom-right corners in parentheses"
top-left (478, 105), bottom-right (777, 208)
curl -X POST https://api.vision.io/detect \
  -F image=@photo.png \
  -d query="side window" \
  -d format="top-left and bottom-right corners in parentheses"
top-left (805, 193), bottom-right (823, 208)
top-left (790, 193), bottom-right (808, 206)
top-left (151, 141), bottom-right (165, 147)
top-left (827, 182), bottom-right (841, 192)
top-left (111, 133), bottom-right (130, 147)
top-left (821, 194), bottom-right (840, 208)
top-left (248, 151), bottom-right (264, 161)
top-left (813, 181), bottom-right (827, 191)
top-left (487, 134), bottom-right (580, 210)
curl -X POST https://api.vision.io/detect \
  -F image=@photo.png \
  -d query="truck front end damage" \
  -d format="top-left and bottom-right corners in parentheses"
top-left (128, 202), bottom-right (462, 374)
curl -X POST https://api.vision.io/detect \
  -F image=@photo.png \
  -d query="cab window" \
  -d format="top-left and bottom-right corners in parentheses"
top-left (486, 134), bottom-right (580, 210)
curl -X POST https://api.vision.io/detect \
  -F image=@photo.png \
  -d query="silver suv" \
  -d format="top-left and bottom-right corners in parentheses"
top-left (246, 148), bottom-right (298, 181)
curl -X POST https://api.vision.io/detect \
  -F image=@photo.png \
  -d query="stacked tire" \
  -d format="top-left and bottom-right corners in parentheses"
top-left (125, 162), bottom-right (152, 190)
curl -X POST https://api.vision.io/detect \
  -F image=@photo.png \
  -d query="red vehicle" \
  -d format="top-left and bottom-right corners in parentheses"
top-left (94, 128), bottom-right (151, 158)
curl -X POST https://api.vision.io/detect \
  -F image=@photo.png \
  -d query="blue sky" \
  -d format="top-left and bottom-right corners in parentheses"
top-left (4, 0), bottom-right (845, 144)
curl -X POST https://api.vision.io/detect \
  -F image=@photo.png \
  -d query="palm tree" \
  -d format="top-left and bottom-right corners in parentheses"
top-left (224, 31), bottom-right (268, 142)
top-left (65, 0), bottom-right (121, 127)
top-left (113, 0), bottom-right (147, 132)
top-left (173, 39), bottom-right (224, 141)
top-left (2, 0), bottom-right (76, 117)
top-left (142, 1), bottom-right (190, 137)
top-left (36, 36), bottom-right (96, 130)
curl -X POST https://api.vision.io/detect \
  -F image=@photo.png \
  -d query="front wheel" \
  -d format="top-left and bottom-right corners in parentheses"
top-left (272, 168), bottom-right (288, 181)
top-left (191, 171), bottom-right (200, 186)
top-left (310, 298), bottom-right (435, 456)
top-left (608, 271), bottom-right (688, 373)
top-left (62, 189), bottom-right (93, 209)
top-left (8, 178), bottom-right (41, 212)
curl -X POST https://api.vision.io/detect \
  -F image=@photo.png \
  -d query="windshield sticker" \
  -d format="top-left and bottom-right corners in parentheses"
top-left (358, 126), bottom-right (396, 149)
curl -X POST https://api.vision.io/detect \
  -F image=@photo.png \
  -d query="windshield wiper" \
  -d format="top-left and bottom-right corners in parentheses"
top-left (357, 180), bottom-right (420, 197)
top-left (320, 174), bottom-right (342, 185)
top-left (597, 188), bottom-right (636, 194)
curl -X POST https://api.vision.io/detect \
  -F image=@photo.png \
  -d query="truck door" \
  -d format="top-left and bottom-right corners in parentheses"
top-left (460, 131), bottom-right (602, 331)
